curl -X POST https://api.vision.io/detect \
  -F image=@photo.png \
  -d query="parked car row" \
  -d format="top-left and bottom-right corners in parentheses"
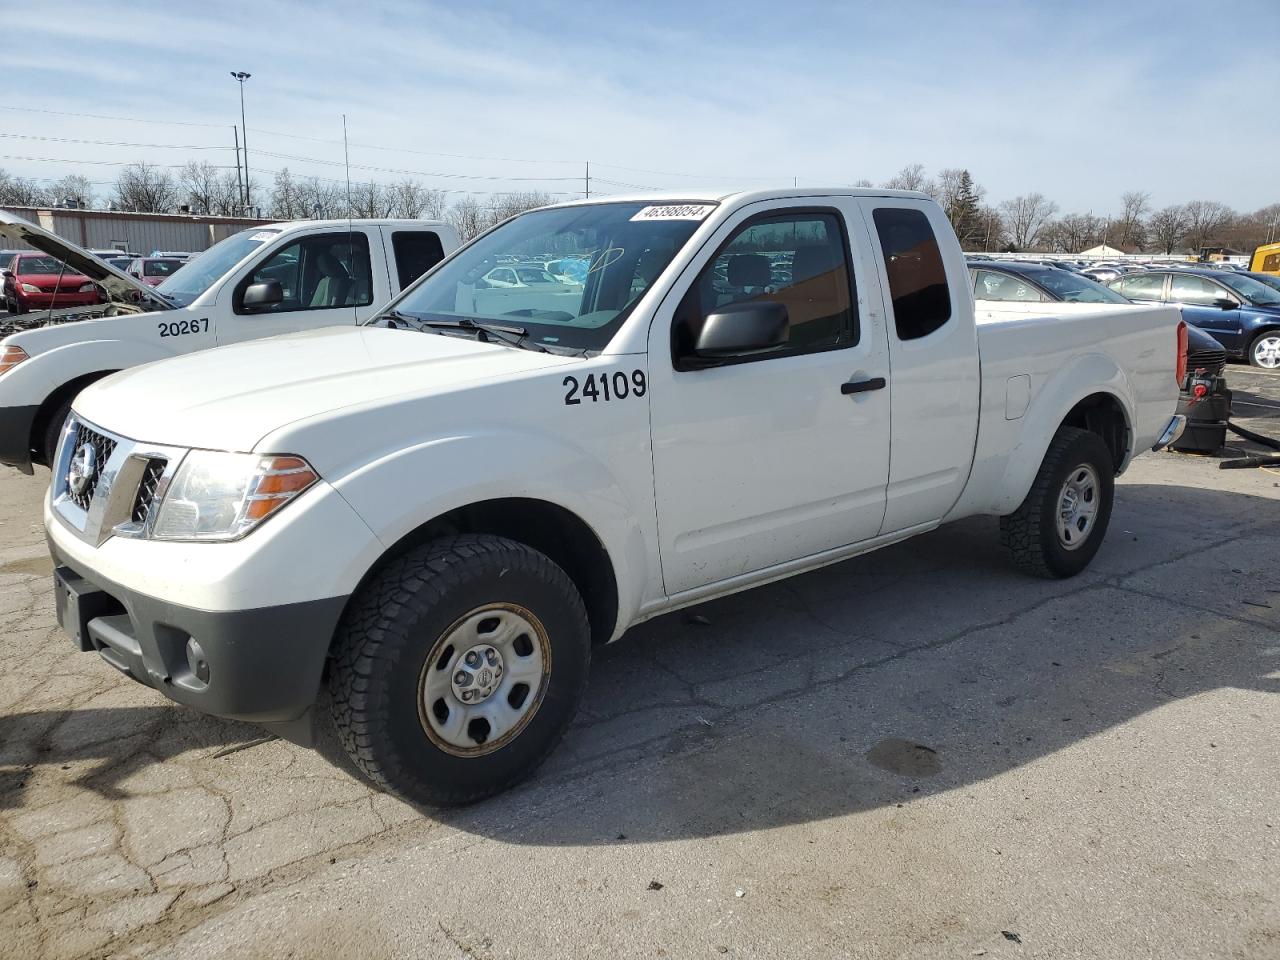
top-left (970, 257), bottom-right (1280, 369)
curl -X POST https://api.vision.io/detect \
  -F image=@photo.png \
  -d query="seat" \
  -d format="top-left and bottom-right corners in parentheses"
top-left (309, 251), bottom-right (352, 307)
top-left (727, 254), bottom-right (772, 291)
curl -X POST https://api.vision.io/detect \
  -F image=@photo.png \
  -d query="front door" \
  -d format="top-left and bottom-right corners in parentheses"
top-left (217, 229), bottom-right (381, 345)
top-left (647, 201), bottom-right (892, 596)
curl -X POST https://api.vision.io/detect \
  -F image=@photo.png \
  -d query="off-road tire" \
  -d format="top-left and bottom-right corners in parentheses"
top-left (329, 534), bottom-right (591, 806)
top-left (1000, 426), bottom-right (1114, 579)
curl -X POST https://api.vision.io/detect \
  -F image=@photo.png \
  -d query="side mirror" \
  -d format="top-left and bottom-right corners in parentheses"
top-left (695, 301), bottom-right (789, 358)
top-left (1213, 297), bottom-right (1238, 311)
top-left (241, 279), bottom-right (283, 311)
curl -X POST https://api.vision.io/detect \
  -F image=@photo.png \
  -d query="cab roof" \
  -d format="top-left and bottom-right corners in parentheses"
top-left (552, 187), bottom-right (931, 208)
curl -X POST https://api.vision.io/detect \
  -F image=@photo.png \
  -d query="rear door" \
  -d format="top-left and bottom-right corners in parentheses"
top-left (860, 200), bottom-right (981, 534)
top-left (1111, 271), bottom-right (1168, 305)
top-left (216, 228), bottom-right (388, 344)
top-left (647, 199), bottom-right (892, 595)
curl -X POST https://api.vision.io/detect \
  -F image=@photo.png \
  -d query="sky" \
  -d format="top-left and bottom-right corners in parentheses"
top-left (3, 0), bottom-right (1277, 216)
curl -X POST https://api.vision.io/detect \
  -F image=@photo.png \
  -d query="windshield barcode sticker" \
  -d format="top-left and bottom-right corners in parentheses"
top-left (630, 204), bottom-right (716, 222)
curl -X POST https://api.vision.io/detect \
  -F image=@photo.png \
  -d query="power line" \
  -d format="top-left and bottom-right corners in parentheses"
top-left (0, 132), bottom-right (227, 151)
top-left (0, 104), bottom-right (226, 128)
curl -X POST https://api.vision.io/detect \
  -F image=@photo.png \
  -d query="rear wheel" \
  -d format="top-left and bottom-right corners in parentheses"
top-left (329, 535), bottom-right (591, 806)
top-left (1248, 331), bottom-right (1280, 369)
top-left (1000, 426), bottom-right (1115, 578)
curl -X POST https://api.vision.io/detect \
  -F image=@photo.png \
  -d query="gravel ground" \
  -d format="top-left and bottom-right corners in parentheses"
top-left (0, 368), bottom-right (1277, 960)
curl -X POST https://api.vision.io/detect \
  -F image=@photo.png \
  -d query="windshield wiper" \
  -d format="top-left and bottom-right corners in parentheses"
top-left (419, 317), bottom-right (549, 353)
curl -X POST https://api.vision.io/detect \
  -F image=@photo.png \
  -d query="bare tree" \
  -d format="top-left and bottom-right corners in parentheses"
top-left (1115, 190), bottom-right (1151, 249)
top-left (294, 177), bottom-right (347, 219)
top-left (0, 173), bottom-right (48, 207)
top-left (1046, 213), bottom-right (1104, 253)
top-left (113, 162), bottom-right (180, 213)
top-left (882, 163), bottom-right (932, 193)
top-left (180, 161), bottom-right (234, 215)
top-left (1148, 205), bottom-right (1189, 254)
top-left (1181, 200), bottom-right (1235, 251)
top-left (347, 180), bottom-right (394, 218)
top-left (483, 191), bottom-right (553, 229)
top-left (388, 179), bottom-right (430, 218)
top-left (268, 168), bottom-right (303, 220)
top-left (447, 196), bottom-right (486, 241)
top-left (999, 193), bottom-right (1058, 250)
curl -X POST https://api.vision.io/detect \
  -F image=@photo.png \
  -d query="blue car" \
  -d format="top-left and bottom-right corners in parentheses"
top-left (1107, 268), bottom-right (1280, 369)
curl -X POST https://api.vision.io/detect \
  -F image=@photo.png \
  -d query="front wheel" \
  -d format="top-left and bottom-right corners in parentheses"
top-left (329, 535), bottom-right (591, 806)
top-left (1248, 330), bottom-right (1280, 369)
top-left (1000, 426), bottom-right (1115, 579)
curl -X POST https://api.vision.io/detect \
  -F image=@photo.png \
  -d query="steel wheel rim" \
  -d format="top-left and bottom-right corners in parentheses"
top-left (1254, 335), bottom-right (1280, 369)
top-left (1056, 463), bottom-right (1100, 551)
top-left (418, 603), bottom-right (552, 757)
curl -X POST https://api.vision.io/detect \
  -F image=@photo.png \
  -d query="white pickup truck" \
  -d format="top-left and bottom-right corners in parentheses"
top-left (0, 214), bottom-right (458, 472)
top-left (42, 189), bottom-right (1187, 805)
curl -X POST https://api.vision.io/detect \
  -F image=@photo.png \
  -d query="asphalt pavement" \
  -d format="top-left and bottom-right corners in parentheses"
top-left (1, 368), bottom-right (1278, 960)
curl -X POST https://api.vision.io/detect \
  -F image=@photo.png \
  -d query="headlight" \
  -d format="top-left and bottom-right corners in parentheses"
top-left (20, 283), bottom-right (40, 293)
top-left (0, 344), bottom-right (28, 375)
top-left (151, 451), bottom-right (318, 542)
top-left (78, 282), bottom-right (96, 293)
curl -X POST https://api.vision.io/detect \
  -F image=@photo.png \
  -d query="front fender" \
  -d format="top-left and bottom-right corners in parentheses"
top-left (329, 428), bottom-right (651, 638)
top-left (0, 336), bottom-right (182, 415)
top-left (989, 352), bottom-right (1135, 516)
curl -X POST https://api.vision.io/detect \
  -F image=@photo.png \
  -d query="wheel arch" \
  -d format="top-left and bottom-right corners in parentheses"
top-left (30, 370), bottom-right (118, 466)
top-left (338, 497), bottom-right (621, 650)
top-left (1058, 391), bottom-right (1130, 473)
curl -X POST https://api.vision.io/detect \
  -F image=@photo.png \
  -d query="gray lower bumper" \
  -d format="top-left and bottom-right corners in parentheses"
top-left (49, 540), bottom-right (349, 743)
top-left (0, 404), bottom-right (38, 473)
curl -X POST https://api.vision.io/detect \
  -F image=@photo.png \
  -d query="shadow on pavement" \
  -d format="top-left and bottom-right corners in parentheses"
top-left (3, 483), bottom-right (1278, 843)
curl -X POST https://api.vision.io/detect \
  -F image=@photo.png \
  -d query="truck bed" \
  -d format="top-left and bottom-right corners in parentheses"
top-left (947, 301), bottom-right (1183, 518)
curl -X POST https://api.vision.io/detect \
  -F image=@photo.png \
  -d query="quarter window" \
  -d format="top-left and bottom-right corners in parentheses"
top-left (390, 231), bottom-right (445, 291)
top-left (675, 211), bottom-right (857, 363)
top-left (873, 208), bottom-right (952, 340)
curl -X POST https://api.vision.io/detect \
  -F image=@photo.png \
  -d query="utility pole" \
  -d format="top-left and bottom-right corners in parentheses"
top-left (230, 71), bottom-right (252, 211)
top-left (585, 161), bottom-right (590, 199)
top-left (232, 126), bottom-right (244, 212)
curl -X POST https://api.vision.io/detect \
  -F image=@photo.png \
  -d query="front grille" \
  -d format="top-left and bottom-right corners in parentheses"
top-left (130, 458), bottom-right (168, 525)
top-left (65, 422), bottom-right (117, 511)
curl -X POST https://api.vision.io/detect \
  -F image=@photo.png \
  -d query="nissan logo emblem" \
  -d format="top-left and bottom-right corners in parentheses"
top-left (67, 442), bottom-right (98, 498)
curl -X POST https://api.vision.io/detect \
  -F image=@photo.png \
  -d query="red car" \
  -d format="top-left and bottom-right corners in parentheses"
top-left (3, 253), bottom-right (102, 313)
top-left (125, 256), bottom-right (185, 288)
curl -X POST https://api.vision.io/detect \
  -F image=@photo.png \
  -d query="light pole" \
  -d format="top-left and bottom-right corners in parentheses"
top-left (230, 71), bottom-right (251, 213)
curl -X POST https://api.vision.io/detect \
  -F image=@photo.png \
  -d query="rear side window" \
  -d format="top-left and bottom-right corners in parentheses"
top-left (391, 231), bottom-right (446, 291)
top-left (1169, 274), bottom-right (1227, 306)
top-left (872, 208), bottom-right (951, 340)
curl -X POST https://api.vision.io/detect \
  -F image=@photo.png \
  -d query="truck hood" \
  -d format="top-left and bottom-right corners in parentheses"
top-left (0, 211), bottom-right (171, 311)
top-left (75, 325), bottom-right (576, 452)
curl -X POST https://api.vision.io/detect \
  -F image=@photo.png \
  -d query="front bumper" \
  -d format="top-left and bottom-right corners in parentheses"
top-left (49, 537), bottom-right (349, 741)
top-left (0, 403), bottom-right (38, 473)
top-left (16, 292), bottom-right (101, 310)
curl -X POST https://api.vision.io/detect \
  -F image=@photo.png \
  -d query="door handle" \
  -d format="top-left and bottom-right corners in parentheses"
top-left (841, 377), bottom-right (886, 395)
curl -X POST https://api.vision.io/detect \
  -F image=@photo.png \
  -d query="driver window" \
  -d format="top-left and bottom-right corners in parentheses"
top-left (1169, 274), bottom-right (1225, 306)
top-left (674, 211), bottom-right (857, 363)
top-left (238, 232), bottom-right (373, 314)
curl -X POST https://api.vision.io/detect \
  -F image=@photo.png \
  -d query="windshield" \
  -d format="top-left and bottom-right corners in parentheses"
top-left (1034, 268), bottom-right (1130, 303)
top-left (17, 255), bottom-right (67, 274)
top-left (371, 201), bottom-right (713, 352)
top-left (1217, 272), bottom-right (1280, 306)
top-left (155, 228), bottom-right (280, 306)
top-left (143, 259), bottom-right (182, 277)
